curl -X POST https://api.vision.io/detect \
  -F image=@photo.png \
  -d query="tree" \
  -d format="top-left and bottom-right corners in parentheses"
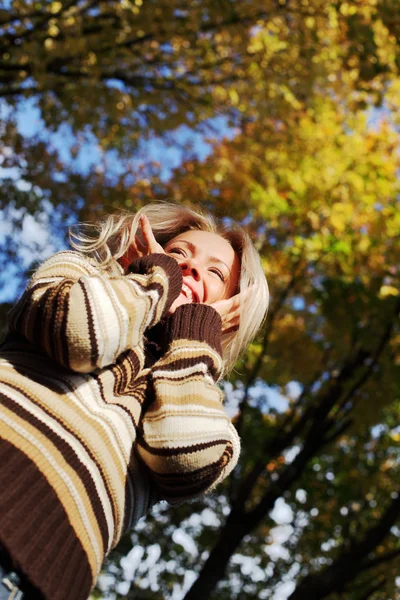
top-left (2, 2), bottom-right (400, 599)
top-left (92, 91), bottom-right (400, 599)
top-left (3, 0), bottom-right (400, 151)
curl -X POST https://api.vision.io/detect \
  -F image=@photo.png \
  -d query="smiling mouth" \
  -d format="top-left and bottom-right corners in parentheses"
top-left (181, 283), bottom-right (196, 303)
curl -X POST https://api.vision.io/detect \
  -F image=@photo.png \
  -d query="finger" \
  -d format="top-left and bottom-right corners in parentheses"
top-left (129, 239), bottom-right (139, 257)
top-left (224, 285), bottom-right (254, 311)
top-left (221, 314), bottom-right (240, 332)
top-left (211, 283), bottom-right (255, 320)
top-left (140, 215), bottom-right (158, 250)
top-left (135, 237), bottom-right (147, 253)
top-left (212, 294), bottom-right (242, 317)
top-left (223, 324), bottom-right (239, 334)
top-left (222, 313), bottom-right (240, 332)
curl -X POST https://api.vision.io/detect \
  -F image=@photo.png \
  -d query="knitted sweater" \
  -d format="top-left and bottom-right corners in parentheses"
top-left (0, 251), bottom-right (240, 600)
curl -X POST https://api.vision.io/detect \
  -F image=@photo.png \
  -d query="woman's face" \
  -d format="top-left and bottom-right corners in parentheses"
top-left (164, 229), bottom-right (240, 311)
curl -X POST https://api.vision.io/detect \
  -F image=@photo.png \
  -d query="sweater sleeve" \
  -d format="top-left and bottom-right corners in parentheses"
top-left (136, 303), bottom-right (241, 503)
top-left (7, 250), bottom-right (183, 373)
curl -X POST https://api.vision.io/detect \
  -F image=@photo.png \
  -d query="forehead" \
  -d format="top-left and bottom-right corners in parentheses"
top-left (168, 230), bottom-right (237, 264)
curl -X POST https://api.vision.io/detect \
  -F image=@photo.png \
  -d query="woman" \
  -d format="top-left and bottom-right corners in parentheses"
top-left (0, 202), bottom-right (269, 600)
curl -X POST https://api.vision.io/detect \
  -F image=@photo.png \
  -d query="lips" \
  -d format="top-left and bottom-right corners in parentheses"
top-left (181, 282), bottom-right (198, 303)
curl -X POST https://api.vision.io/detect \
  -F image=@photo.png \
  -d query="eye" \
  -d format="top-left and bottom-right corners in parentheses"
top-left (167, 247), bottom-right (186, 256)
top-left (210, 268), bottom-right (225, 282)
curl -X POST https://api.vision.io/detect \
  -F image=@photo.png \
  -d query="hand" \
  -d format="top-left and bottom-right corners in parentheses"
top-left (123, 215), bottom-right (165, 265)
top-left (210, 286), bottom-right (254, 334)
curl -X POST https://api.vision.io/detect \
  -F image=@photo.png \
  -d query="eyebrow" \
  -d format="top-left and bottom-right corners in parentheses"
top-left (167, 240), bottom-right (231, 273)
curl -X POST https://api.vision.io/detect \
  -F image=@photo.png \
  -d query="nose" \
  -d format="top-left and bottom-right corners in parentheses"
top-left (179, 258), bottom-right (201, 280)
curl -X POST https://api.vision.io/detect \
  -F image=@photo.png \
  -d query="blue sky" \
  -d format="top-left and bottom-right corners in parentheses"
top-left (12, 97), bottom-right (234, 179)
top-left (0, 97), bottom-right (237, 301)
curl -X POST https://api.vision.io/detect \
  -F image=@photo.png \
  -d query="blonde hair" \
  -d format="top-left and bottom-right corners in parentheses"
top-left (69, 202), bottom-right (269, 374)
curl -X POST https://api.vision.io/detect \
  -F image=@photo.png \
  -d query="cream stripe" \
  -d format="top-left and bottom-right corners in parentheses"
top-left (3, 366), bottom-right (133, 476)
top-left (1, 382), bottom-right (115, 552)
top-left (150, 390), bottom-right (223, 411)
top-left (69, 374), bottom-right (136, 462)
top-left (92, 277), bottom-right (140, 357)
top-left (0, 410), bottom-right (102, 577)
top-left (110, 280), bottom-right (143, 348)
top-left (97, 369), bottom-right (143, 422)
top-left (3, 363), bottom-right (138, 547)
top-left (151, 269), bottom-right (171, 322)
top-left (83, 277), bottom-right (123, 367)
top-left (36, 251), bottom-right (98, 277)
top-left (145, 400), bottom-right (228, 417)
top-left (138, 443), bottom-right (228, 474)
top-left (167, 341), bottom-right (222, 363)
top-left (153, 362), bottom-right (212, 380)
top-left (30, 276), bottom-right (65, 285)
top-left (60, 375), bottom-right (136, 544)
top-left (119, 278), bottom-right (150, 345)
top-left (142, 414), bottom-right (233, 442)
top-left (128, 278), bottom-right (159, 324)
top-left (3, 365), bottom-right (135, 547)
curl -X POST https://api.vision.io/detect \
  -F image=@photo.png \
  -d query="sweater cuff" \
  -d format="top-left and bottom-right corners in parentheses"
top-left (162, 304), bottom-right (222, 355)
top-left (127, 253), bottom-right (183, 316)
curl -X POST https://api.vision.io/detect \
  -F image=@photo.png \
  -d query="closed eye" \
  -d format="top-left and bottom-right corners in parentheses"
top-left (210, 268), bottom-right (225, 282)
top-left (167, 247), bottom-right (186, 256)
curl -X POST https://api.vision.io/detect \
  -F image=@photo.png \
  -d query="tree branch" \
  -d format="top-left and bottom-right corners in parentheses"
top-left (359, 547), bottom-right (400, 573)
top-left (336, 296), bottom-right (400, 419)
top-left (289, 492), bottom-right (400, 600)
top-left (234, 260), bottom-right (307, 438)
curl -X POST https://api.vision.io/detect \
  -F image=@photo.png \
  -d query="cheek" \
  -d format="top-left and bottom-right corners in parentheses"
top-left (208, 280), bottom-right (228, 303)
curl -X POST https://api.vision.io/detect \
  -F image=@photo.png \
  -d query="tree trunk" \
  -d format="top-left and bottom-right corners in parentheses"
top-left (183, 511), bottom-right (248, 600)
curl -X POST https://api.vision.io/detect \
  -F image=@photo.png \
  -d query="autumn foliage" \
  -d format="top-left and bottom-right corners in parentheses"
top-left (1, 1), bottom-right (400, 599)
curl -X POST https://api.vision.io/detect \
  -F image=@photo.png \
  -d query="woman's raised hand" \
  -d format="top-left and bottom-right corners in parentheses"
top-left (128, 215), bottom-right (165, 260)
top-left (210, 286), bottom-right (253, 333)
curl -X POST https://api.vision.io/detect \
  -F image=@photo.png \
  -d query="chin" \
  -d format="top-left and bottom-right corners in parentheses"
top-left (169, 295), bottom-right (192, 314)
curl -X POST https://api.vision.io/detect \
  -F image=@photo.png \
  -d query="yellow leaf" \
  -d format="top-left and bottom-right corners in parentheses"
top-left (48, 24), bottom-right (59, 37)
top-left (229, 89), bottom-right (239, 106)
top-left (50, 1), bottom-right (62, 13)
top-left (214, 86), bottom-right (227, 101)
top-left (330, 214), bottom-right (346, 232)
top-left (358, 237), bottom-right (370, 252)
top-left (379, 285), bottom-right (399, 298)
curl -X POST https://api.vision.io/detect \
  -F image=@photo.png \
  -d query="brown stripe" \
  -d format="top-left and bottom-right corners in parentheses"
top-left (0, 439), bottom-right (93, 600)
top-left (151, 460), bottom-right (228, 498)
top-left (138, 435), bottom-right (229, 457)
top-left (154, 354), bottom-right (217, 373)
top-left (32, 285), bottom-right (53, 347)
top-left (20, 373), bottom-right (120, 529)
top-left (152, 448), bottom-right (233, 480)
top-left (0, 390), bottom-right (110, 554)
top-left (60, 280), bottom-right (73, 368)
top-left (152, 372), bottom-right (217, 385)
top-left (112, 353), bottom-right (135, 393)
top-left (94, 371), bottom-right (139, 429)
top-left (127, 253), bottom-right (182, 314)
top-left (44, 280), bottom-right (72, 367)
top-left (47, 373), bottom-right (132, 532)
top-left (79, 279), bottom-right (98, 369)
top-left (129, 278), bottom-right (166, 318)
top-left (48, 285), bottom-right (59, 362)
top-left (111, 351), bottom-right (143, 397)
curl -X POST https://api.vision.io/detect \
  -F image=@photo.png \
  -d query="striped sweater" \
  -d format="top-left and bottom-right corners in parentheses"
top-left (0, 251), bottom-right (240, 600)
